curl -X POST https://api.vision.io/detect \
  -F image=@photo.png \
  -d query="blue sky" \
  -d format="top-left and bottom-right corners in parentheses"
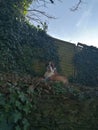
top-left (31, 0), bottom-right (98, 47)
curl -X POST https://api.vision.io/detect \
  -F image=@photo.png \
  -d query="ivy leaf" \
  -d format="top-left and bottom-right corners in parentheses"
top-left (14, 111), bottom-right (22, 123)
top-left (22, 118), bottom-right (30, 130)
top-left (19, 92), bottom-right (26, 103)
top-left (0, 93), bottom-right (6, 106)
top-left (15, 100), bottom-right (21, 109)
top-left (23, 105), bottom-right (30, 115)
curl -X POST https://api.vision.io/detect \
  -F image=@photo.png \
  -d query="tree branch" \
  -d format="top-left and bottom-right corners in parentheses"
top-left (70, 0), bottom-right (82, 11)
top-left (27, 9), bottom-right (55, 19)
top-left (26, 0), bottom-right (59, 24)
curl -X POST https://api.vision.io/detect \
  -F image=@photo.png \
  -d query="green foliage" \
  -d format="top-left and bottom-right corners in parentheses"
top-left (0, 0), bottom-right (59, 76)
top-left (51, 82), bottom-right (67, 95)
top-left (0, 83), bottom-right (33, 130)
top-left (0, 77), bottom-right (98, 130)
top-left (1, 0), bottom-right (98, 129)
top-left (74, 45), bottom-right (98, 86)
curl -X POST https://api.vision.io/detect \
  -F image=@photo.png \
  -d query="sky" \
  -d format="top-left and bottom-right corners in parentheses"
top-left (31, 0), bottom-right (98, 48)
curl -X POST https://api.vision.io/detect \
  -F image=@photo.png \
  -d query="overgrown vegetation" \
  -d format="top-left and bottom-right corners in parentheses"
top-left (0, 76), bottom-right (98, 130)
top-left (0, 0), bottom-right (59, 76)
top-left (74, 44), bottom-right (98, 86)
top-left (1, 0), bottom-right (98, 130)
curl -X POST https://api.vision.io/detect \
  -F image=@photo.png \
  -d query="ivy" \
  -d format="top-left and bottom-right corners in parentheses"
top-left (74, 45), bottom-right (98, 86)
top-left (0, 84), bottom-right (33, 130)
top-left (0, 0), bottom-right (59, 76)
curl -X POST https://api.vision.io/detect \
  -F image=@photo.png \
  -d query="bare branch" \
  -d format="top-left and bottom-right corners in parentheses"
top-left (70, 0), bottom-right (82, 11)
top-left (27, 15), bottom-right (42, 24)
top-left (26, 0), bottom-right (59, 24)
top-left (27, 9), bottom-right (55, 19)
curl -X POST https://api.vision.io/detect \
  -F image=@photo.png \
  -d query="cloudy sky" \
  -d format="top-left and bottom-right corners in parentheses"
top-left (31, 0), bottom-right (98, 47)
